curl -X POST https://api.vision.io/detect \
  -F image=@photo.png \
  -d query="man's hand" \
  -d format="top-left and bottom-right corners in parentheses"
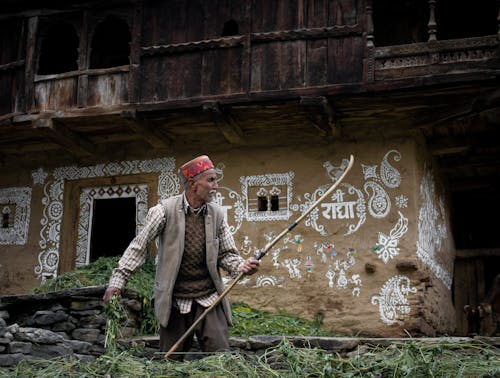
top-left (241, 257), bottom-right (260, 275)
top-left (103, 286), bottom-right (121, 303)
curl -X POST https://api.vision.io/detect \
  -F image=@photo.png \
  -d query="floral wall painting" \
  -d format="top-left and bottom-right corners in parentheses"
top-left (0, 187), bottom-right (32, 245)
top-left (373, 211), bottom-right (409, 264)
top-left (371, 275), bottom-right (417, 325)
top-left (291, 150), bottom-right (404, 237)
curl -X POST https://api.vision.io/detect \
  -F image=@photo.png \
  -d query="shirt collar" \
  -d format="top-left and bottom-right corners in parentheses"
top-left (182, 192), bottom-right (207, 215)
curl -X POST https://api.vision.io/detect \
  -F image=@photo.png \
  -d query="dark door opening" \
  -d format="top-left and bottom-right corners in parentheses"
top-left (451, 187), bottom-right (500, 336)
top-left (89, 197), bottom-right (136, 263)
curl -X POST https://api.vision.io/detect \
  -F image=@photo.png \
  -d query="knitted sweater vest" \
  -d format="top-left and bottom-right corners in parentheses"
top-left (173, 209), bottom-right (216, 298)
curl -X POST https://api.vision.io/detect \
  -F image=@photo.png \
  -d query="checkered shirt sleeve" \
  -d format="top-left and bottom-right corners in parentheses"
top-left (108, 203), bottom-right (166, 289)
top-left (217, 219), bottom-right (245, 277)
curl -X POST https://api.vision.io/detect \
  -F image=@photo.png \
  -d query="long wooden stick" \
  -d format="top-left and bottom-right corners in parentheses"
top-left (164, 154), bottom-right (355, 358)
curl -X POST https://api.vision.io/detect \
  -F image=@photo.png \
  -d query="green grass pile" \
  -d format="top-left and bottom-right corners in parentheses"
top-left (1, 339), bottom-right (498, 377)
top-left (32, 256), bottom-right (334, 338)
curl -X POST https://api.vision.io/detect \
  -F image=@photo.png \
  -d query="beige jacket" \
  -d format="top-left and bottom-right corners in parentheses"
top-left (154, 194), bottom-right (232, 327)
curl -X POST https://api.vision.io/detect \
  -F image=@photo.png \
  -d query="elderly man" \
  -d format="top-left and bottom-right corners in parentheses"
top-left (103, 155), bottom-right (259, 359)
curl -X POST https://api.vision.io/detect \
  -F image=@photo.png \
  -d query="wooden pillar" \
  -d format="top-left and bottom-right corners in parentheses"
top-left (363, 1), bottom-right (375, 82)
top-left (129, 2), bottom-right (143, 103)
top-left (241, 1), bottom-right (252, 94)
top-left (428, 0), bottom-right (437, 41)
top-left (24, 16), bottom-right (38, 113)
top-left (497, 0), bottom-right (500, 41)
top-left (77, 10), bottom-right (89, 107)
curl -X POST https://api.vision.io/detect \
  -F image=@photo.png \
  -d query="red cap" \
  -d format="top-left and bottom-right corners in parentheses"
top-left (179, 155), bottom-right (215, 181)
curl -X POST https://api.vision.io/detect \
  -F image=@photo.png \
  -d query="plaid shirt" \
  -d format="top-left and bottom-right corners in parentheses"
top-left (109, 194), bottom-right (244, 314)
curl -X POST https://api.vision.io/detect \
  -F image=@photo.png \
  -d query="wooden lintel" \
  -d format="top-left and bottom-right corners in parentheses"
top-left (456, 248), bottom-right (500, 259)
top-left (300, 96), bottom-right (336, 137)
top-left (32, 118), bottom-right (96, 157)
top-left (122, 116), bottom-right (172, 149)
top-left (203, 102), bottom-right (245, 145)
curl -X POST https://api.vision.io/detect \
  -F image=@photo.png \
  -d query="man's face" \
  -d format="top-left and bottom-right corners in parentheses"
top-left (190, 169), bottom-right (218, 204)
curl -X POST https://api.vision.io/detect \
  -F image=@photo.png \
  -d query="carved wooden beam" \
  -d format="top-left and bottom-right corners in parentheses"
top-left (202, 101), bottom-right (245, 145)
top-left (121, 110), bottom-right (172, 149)
top-left (32, 117), bottom-right (96, 157)
top-left (300, 96), bottom-right (337, 137)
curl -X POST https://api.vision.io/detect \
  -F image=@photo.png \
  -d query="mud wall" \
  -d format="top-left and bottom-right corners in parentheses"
top-left (0, 137), bottom-right (456, 337)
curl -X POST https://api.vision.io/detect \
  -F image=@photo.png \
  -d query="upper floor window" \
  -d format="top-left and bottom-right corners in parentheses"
top-left (436, 0), bottom-right (497, 40)
top-left (373, 0), bottom-right (428, 46)
top-left (38, 21), bottom-right (79, 75)
top-left (90, 15), bottom-right (131, 69)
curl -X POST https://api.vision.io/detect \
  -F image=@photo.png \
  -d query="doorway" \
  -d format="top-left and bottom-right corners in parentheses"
top-left (89, 197), bottom-right (136, 263)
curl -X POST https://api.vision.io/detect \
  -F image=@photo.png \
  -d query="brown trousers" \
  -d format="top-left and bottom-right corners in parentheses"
top-left (159, 301), bottom-right (230, 361)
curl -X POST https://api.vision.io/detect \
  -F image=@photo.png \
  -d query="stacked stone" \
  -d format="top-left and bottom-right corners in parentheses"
top-left (0, 287), bottom-right (143, 367)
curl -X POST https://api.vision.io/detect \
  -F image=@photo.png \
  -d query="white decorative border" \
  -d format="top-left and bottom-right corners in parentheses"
top-left (0, 187), bottom-right (32, 245)
top-left (416, 166), bottom-right (452, 289)
top-left (35, 157), bottom-right (179, 280)
top-left (75, 184), bottom-right (149, 267)
top-left (240, 172), bottom-right (294, 221)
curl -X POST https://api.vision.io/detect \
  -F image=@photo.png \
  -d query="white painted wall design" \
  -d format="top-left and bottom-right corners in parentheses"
top-left (371, 275), bottom-right (417, 325)
top-left (240, 172), bottom-right (294, 222)
top-left (76, 184), bottom-right (149, 267)
top-left (416, 166), bottom-right (452, 289)
top-left (34, 158), bottom-right (179, 280)
top-left (373, 211), bottom-right (409, 264)
top-left (0, 187), bottom-right (32, 245)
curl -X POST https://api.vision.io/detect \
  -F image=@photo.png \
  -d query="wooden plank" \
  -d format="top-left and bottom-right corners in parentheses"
top-left (328, 36), bottom-right (364, 84)
top-left (77, 10), bottom-right (89, 107)
top-left (32, 117), bottom-right (96, 157)
top-left (227, 47), bottom-right (244, 94)
top-left (307, 0), bottom-right (328, 28)
top-left (201, 49), bottom-right (215, 96)
top-left (456, 249), bottom-right (500, 259)
top-left (203, 101), bottom-right (245, 144)
top-left (250, 43), bottom-right (263, 92)
top-left (128, 2), bottom-right (143, 103)
top-left (35, 77), bottom-right (78, 111)
top-left (87, 73), bottom-right (128, 106)
top-left (280, 40), bottom-right (305, 89)
top-left (306, 39), bottom-right (327, 86)
top-left (329, 0), bottom-right (360, 26)
top-left (24, 16), bottom-right (38, 112)
top-left (183, 52), bottom-right (202, 98)
top-left (261, 43), bottom-right (280, 90)
top-left (121, 112), bottom-right (172, 149)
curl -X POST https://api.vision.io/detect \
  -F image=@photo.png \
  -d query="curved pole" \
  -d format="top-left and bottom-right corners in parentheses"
top-left (165, 155), bottom-right (355, 359)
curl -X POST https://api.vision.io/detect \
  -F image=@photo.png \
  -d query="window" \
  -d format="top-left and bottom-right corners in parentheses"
top-left (242, 172), bottom-right (294, 221)
top-left (372, 0), bottom-right (429, 46)
top-left (90, 16), bottom-right (131, 69)
top-left (2, 208), bottom-right (10, 228)
top-left (38, 22), bottom-right (79, 74)
top-left (436, 0), bottom-right (497, 40)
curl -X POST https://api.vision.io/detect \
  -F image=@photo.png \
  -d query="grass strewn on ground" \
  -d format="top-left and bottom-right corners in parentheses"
top-left (1, 339), bottom-right (498, 377)
top-left (5, 256), bottom-right (498, 377)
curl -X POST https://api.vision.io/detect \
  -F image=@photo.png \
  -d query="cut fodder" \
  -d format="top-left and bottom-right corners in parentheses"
top-left (2, 339), bottom-right (498, 378)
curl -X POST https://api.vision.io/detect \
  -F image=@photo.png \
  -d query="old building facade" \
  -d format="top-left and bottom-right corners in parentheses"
top-left (0, 0), bottom-right (499, 337)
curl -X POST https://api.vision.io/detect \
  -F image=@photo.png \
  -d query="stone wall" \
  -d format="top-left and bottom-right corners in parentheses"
top-left (0, 286), bottom-right (142, 367)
